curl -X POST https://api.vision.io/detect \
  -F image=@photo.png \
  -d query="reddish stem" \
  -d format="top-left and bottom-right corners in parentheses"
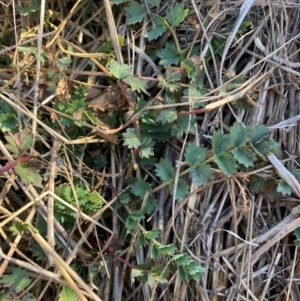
top-left (0, 156), bottom-right (31, 174)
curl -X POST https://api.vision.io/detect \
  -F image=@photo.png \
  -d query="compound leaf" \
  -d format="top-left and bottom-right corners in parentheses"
top-left (185, 143), bottom-right (207, 165)
top-left (155, 158), bottom-right (174, 181)
top-left (214, 153), bottom-right (237, 176)
top-left (166, 3), bottom-right (188, 27)
top-left (189, 164), bottom-right (214, 186)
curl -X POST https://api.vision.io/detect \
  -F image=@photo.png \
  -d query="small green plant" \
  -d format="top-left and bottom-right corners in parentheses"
top-left (54, 183), bottom-right (104, 227)
top-left (0, 267), bottom-right (36, 301)
top-left (2, 130), bottom-right (42, 186)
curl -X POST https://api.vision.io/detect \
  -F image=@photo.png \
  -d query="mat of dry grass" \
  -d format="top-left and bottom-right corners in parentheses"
top-left (0, 1), bottom-right (300, 300)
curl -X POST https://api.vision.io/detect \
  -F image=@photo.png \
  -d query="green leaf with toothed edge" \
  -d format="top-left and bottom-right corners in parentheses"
top-left (231, 147), bottom-right (257, 168)
top-left (166, 2), bottom-right (189, 27)
top-left (230, 123), bottom-right (250, 147)
top-left (155, 158), bottom-right (174, 181)
top-left (124, 2), bottom-right (146, 24)
top-left (277, 180), bottom-right (291, 196)
top-left (157, 42), bottom-right (180, 66)
top-left (212, 131), bottom-right (231, 155)
top-left (148, 16), bottom-right (166, 40)
top-left (185, 143), bottom-right (207, 165)
top-left (170, 178), bottom-right (189, 201)
top-left (214, 153), bottom-right (237, 176)
top-left (122, 128), bottom-right (141, 148)
top-left (189, 164), bottom-right (214, 186)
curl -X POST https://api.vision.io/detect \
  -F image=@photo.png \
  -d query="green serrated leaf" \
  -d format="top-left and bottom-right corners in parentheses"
top-left (172, 253), bottom-right (190, 266)
top-left (131, 179), bottom-right (151, 197)
top-left (127, 76), bottom-right (148, 93)
top-left (231, 147), bottom-right (256, 168)
top-left (277, 180), bottom-right (291, 196)
top-left (15, 159), bottom-right (42, 186)
top-left (189, 164), bottom-right (214, 186)
top-left (0, 103), bottom-right (18, 132)
top-left (118, 192), bottom-right (131, 205)
top-left (155, 158), bottom-right (174, 181)
top-left (148, 16), bottom-right (166, 40)
top-left (184, 263), bottom-right (205, 280)
top-left (0, 267), bottom-right (32, 293)
top-left (178, 266), bottom-right (188, 281)
top-left (252, 140), bottom-right (271, 156)
top-left (170, 178), bottom-right (189, 201)
top-left (249, 176), bottom-right (265, 194)
top-left (166, 3), bottom-right (188, 26)
top-left (131, 268), bottom-right (144, 285)
top-left (251, 125), bottom-right (269, 144)
top-left (5, 135), bottom-right (19, 154)
top-left (129, 210), bottom-right (144, 221)
top-left (212, 131), bottom-right (231, 155)
top-left (145, 196), bottom-right (158, 214)
top-left (137, 234), bottom-right (148, 246)
top-left (9, 222), bottom-right (28, 236)
top-left (58, 286), bottom-right (79, 301)
top-left (214, 153), bottom-right (237, 176)
top-left (156, 108), bottom-right (177, 125)
top-left (151, 265), bottom-right (169, 284)
top-left (139, 138), bottom-right (155, 158)
top-left (158, 244), bottom-right (177, 255)
top-left (151, 244), bottom-right (160, 259)
top-left (144, 229), bottom-right (160, 240)
top-left (185, 143), bottom-right (207, 165)
top-left (125, 2), bottom-right (147, 24)
top-left (230, 123), bottom-right (250, 147)
top-left (122, 128), bottom-right (141, 148)
top-left (157, 42), bottom-right (180, 66)
top-left (108, 60), bottom-right (131, 79)
top-left (20, 132), bottom-right (33, 155)
top-left (125, 211), bottom-right (144, 230)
